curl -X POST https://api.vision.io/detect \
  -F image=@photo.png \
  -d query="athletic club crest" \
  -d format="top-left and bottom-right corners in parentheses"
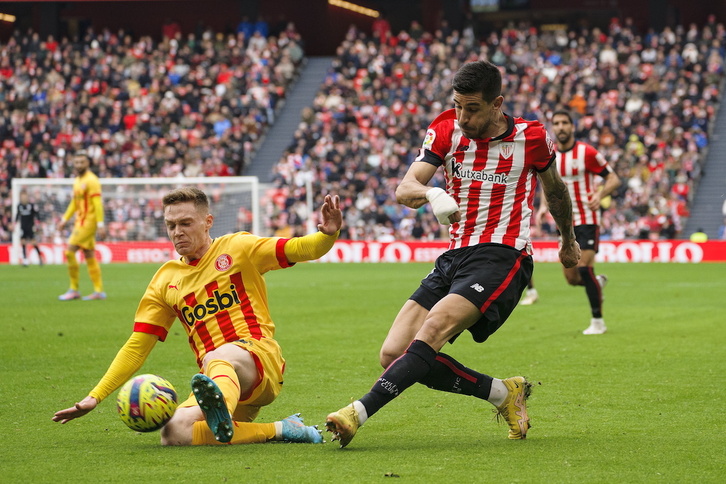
top-left (499, 142), bottom-right (514, 159)
top-left (214, 254), bottom-right (233, 271)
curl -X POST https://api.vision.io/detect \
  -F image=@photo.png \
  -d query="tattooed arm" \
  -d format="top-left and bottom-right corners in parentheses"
top-left (538, 164), bottom-right (581, 268)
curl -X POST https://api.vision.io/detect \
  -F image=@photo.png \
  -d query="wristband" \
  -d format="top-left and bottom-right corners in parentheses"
top-left (426, 187), bottom-right (459, 225)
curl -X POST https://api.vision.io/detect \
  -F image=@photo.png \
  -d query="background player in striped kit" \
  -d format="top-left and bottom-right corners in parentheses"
top-left (534, 110), bottom-right (621, 334)
top-left (54, 187), bottom-right (343, 446)
top-left (325, 61), bottom-right (580, 448)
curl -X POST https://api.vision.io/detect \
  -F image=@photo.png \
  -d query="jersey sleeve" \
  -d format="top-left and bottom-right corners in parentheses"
top-left (234, 232), bottom-right (293, 273)
top-left (584, 144), bottom-right (610, 176)
top-left (63, 198), bottom-right (76, 222)
top-left (87, 331), bottom-right (158, 403)
top-left (527, 121), bottom-right (556, 172)
top-left (92, 194), bottom-right (104, 223)
top-left (88, 175), bottom-right (102, 197)
top-left (284, 230), bottom-right (339, 263)
top-left (414, 109), bottom-right (456, 167)
top-left (132, 266), bottom-right (178, 341)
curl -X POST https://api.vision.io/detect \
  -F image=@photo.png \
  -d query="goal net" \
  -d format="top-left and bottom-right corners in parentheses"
top-left (10, 176), bottom-right (260, 265)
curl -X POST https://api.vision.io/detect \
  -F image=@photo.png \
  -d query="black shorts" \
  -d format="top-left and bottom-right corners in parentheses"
top-left (20, 227), bottom-right (36, 241)
top-left (410, 243), bottom-right (533, 344)
top-left (574, 225), bottom-right (600, 252)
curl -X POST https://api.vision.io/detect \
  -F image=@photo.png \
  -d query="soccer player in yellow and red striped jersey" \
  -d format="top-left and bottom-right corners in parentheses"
top-left (57, 151), bottom-right (106, 301)
top-left (53, 187), bottom-right (343, 446)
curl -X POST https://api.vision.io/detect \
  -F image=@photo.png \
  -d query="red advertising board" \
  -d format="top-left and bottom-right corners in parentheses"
top-left (2, 239), bottom-right (726, 264)
top-left (0, 242), bottom-right (176, 265)
top-left (318, 240), bottom-right (726, 263)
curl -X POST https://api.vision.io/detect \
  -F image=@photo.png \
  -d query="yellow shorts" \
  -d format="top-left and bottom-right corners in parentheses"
top-left (179, 337), bottom-right (285, 422)
top-left (68, 224), bottom-right (97, 250)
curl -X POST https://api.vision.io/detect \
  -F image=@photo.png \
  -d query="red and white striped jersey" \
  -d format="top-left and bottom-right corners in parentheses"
top-left (555, 141), bottom-right (609, 226)
top-left (416, 109), bottom-right (555, 252)
top-left (132, 233), bottom-right (292, 368)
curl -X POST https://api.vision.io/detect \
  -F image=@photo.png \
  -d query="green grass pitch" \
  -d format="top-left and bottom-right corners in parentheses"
top-left (1, 261), bottom-right (724, 483)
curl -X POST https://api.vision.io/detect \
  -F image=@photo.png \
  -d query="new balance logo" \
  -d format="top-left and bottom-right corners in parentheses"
top-left (470, 283), bottom-right (484, 293)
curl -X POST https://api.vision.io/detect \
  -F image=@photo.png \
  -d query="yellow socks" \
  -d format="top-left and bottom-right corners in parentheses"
top-left (191, 421), bottom-right (275, 445)
top-left (190, 359), bottom-right (275, 445)
top-left (65, 250), bottom-right (79, 290)
top-left (86, 256), bottom-right (103, 292)
top-left (204, 359), bottom-right (241, 415)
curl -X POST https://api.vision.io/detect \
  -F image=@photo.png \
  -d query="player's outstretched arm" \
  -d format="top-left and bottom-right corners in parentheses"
top-left (538, 165), bottom-right (580, 268)
top-left (317, 194), bottom-right (342, 235)
top-left (52, 332), bottom-right (157, 424)
top-left (396, 161), bottom-right (460, 224)
top-left (52, 396), bottom-right (98, 424)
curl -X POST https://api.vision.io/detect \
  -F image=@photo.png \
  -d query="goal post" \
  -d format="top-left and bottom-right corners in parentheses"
top-left (10, 176), bottom-right (260, 265)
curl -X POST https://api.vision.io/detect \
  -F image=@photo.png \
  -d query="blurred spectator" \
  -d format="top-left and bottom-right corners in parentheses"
top-left (371, 13), bottom-right (392, 45)
top-left (162, 18), bottom-right (181, 41)
top-left (689, 227), bottom-right (708, 242)
top-left (718, 217), bottom-right (726, 240)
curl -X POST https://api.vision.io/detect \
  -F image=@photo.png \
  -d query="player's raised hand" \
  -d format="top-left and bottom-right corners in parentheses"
top-left (317, 194), bottom-right (342, 235)
top-left (52, 395), bottom-right (98, 424)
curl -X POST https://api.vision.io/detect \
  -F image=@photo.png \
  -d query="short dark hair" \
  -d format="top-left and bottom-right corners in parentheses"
top-left (552, 110), bottom-right (574, 124)
top-left (162, 187), bottom-right (210, 212)
top-left (452, 61), bottom-right (502, 103)
top-left (73, 150), bottom-right (91, 163)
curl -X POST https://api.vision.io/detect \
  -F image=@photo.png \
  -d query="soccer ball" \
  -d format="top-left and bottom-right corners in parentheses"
top-left (116, 374), bottom-right (178, 432)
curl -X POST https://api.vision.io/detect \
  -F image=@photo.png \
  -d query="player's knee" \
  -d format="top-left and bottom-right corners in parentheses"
top-left (160, 409), bottom-right (195, 446)
top-left (565, 275), bottom-right (580, 286)
top-left (379, 351), bottom-right (395, 369)
top-left (379, 345), bottom-right (403, 369)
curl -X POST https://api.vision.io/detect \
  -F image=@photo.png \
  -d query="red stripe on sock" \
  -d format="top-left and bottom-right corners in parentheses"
top-left (212, 373), bottom-right (241, 393)
top-left (435, 355), bottom-right (478, 383)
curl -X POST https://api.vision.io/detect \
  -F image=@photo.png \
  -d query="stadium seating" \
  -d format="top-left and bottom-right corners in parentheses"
top-left (0, 25), bottom-right (305, 242)
top-left (2, 19), bottom-right (724, 243)
top-left (264, 20), bottom-right (725, 241)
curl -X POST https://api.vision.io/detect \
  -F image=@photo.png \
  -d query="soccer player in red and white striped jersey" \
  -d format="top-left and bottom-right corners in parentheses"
top-left (536, 111), bottom-right (621, 334)
top-left (326, 61), bottom-right (581, 448)
top-left (54, 187), bottom-right (342, 446)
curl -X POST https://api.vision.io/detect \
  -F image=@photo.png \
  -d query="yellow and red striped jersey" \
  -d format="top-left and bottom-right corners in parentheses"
top-left (68, 170), bottom-right (102, 227)
top-left (133, 232), bottom-right (293, 367)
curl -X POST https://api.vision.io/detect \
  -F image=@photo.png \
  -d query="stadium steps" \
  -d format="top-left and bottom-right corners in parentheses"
top-left (244, 56), bottom-right (334, 182)
top-left (683, 100), bottom-right (726, 239)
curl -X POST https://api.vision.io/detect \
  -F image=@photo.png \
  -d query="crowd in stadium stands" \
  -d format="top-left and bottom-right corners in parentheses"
top-left (265, 16), bottom-right (725, 241)
top-left (1, 16), bottom-right (725, 244)
top-left (0, 20), bottom-right (305, 242)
